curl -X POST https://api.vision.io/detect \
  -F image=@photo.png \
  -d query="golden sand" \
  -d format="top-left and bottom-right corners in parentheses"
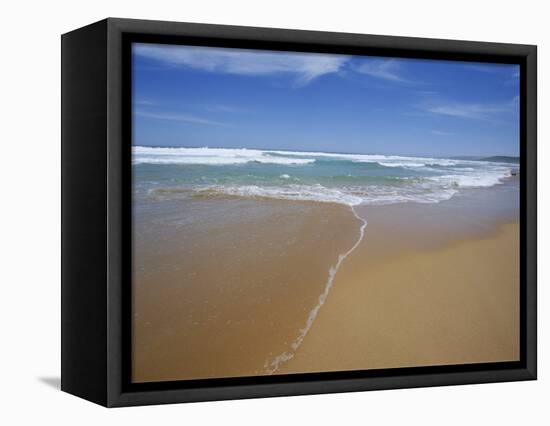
top-left (132, 200), bottom-right (361, 382)
top-left (133, 198), bottom-right (519, 382)
top-left (277, 221), bottom-right (520, 374)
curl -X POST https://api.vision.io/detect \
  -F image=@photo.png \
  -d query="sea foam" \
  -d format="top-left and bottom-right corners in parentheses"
top-left (264, 207), bottom-right (368, 374)
top-left (133, 146), bottom-right (316, 165)
top-left (135, 146), bottom-right (517, 207)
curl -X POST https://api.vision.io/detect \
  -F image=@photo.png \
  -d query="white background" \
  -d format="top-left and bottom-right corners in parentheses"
top-left (0, 0), bottom-right (546, 423)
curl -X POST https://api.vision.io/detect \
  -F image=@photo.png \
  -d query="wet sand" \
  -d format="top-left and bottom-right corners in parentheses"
top-left (276, 183), bottom-right (520, 374)
top-left (132, 199), bottom-right (361, 382)
top-left (133, 182), bottom-right (520, 382)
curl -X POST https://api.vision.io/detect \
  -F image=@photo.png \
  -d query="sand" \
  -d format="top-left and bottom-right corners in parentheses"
top-left (132, 199), bottom-right (362, 382)
top-left (132, 183), bottom-right (520, 382)
top-left (277, 220), bottom-right (520, 374)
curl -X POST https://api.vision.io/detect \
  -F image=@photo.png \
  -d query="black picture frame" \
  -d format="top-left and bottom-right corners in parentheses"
top-left (61, 17), bottom-right (537, 407)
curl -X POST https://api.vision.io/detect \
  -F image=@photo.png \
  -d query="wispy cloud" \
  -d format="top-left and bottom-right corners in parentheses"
top-left (204, 104), bottom-right (249, 113)
top-left (134, 99), bottom-right (156, 106)
top-left (464, 63), bottom-right (520, 77)
top-left (464, 64), bottom-right (501, 73)
top-left (354, 59), bottom-right (408, 82)
top-left (134, 43), bottom-right (348, 87)
top-left (465, 63), bottom-right (520, 88)
top-left (419, 98), bottom-right (517, 121)
top-left (135, 110), bottom-right (226, 126)
top-left (431, 130), bottom-right (453, 136)
top-left (415, 90), bottom-right (438, 96)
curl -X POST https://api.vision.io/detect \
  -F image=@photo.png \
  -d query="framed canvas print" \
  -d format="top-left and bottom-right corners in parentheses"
top-left (61, 18), bottom-right (537, 407)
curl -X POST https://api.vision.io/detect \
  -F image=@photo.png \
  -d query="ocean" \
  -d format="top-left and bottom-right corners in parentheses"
top-left (131, 145), bottom-right (520, 380)
top-left (133, 146), bottom-right (519, 206)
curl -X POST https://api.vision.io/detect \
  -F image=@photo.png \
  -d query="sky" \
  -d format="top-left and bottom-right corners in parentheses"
top-left (132, 42), bottom-right (520, 157)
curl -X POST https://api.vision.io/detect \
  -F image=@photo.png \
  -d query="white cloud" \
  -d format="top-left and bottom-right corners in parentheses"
top-left (420, 98), bottom-right (517, 121)
top-left (134, 99), bottom-right (155, 106)
top-left (465, 63), bottom-right (520, 76)
top-left (431, 130), bottom-right (453, 136)
top-left (204, 104), bottom-right (248, 113)
top-left (134, 43), bottom-right (348, 86)
top-left (465, 64), bottom-right (503, 73)
top-left (134, 110), bottom-right (226, 126)
top-left (354, 58), bottom-right (407, 82)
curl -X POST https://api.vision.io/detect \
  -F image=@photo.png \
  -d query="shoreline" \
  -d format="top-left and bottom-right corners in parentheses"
top-left (132, 199), bottom-right (362, 382)
top-left (274, 213), bottom-right (519, 375)
top-left (132, 181), bottom-right (519, 382)
top-left (266, 180), bottom-right (520, 374)
top-left (264, 207), bottom-right (367, 374)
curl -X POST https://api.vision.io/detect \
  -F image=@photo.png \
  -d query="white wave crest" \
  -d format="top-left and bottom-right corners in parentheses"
top-left (429, 169), bottom-right (511, 188)
top-left (136, 146), bottom-right (517, 206)
top-left (378, 162), bottom-right (426, 168)
top-left (133, 146), bottom-right (315, 165)
top-left (192, 184), bottom-right (365, 206)
top-left (187, 183), bottom-right (460, 206)
top-left (267, 149), bottom-right (461, 167)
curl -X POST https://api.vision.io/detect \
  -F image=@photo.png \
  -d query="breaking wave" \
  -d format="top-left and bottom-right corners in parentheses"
top-left (133, 146), bottom-right (316, 165)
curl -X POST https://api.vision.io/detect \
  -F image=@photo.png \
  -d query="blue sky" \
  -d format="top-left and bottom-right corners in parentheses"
top-left (132, 43), bottom-right (520, 157)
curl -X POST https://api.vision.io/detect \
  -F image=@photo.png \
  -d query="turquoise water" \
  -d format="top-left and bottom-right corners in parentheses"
top-left (133, 146), bottom-right (519, 206)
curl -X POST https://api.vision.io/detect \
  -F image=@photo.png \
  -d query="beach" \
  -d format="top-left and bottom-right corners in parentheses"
top-left (132, 199), bottom-right (362, 382)
top-left (277, 205), bottom-right (519, 374)
top-left (129, 42), bottom-right (522, 384)
top-left (131, 147), bottom-right (520, 382)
